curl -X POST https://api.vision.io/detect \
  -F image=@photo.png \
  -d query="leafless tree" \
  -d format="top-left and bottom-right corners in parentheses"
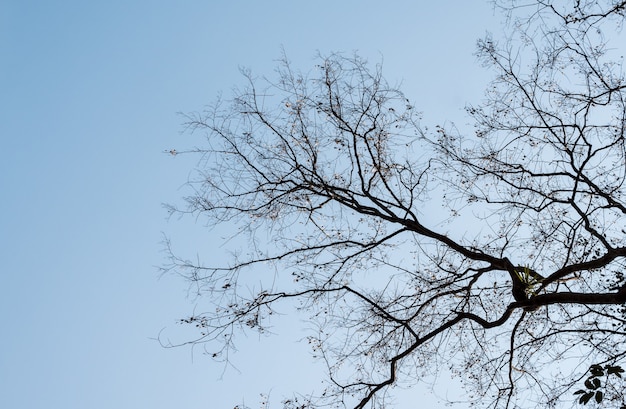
top-left (163, 1), bottom-right (626, 408)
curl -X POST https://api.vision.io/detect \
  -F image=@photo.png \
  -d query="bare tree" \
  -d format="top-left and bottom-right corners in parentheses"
top-left (163, 1), bottom-right (626, 408)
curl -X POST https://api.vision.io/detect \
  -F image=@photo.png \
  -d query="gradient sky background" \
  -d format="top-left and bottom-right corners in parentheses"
top-left (1, 2), bottom-right (502, 408)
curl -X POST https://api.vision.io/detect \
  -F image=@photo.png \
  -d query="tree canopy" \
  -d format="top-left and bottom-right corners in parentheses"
top-left (164, 1), bottom-right (626, 408)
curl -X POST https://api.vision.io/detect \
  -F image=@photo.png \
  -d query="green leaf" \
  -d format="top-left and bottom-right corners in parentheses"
top-left (573, 390), bottom-right (586, 395)
top-left (584, 379), bottom-right (594, 389)
top-left (595, 391), bottom-right (603, 403)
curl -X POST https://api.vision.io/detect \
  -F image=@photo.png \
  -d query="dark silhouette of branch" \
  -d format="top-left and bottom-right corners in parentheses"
top-left (164, 2), bottom-right (626, 408)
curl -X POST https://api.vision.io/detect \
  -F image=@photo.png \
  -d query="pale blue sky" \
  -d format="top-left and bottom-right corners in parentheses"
top-left (0, 2), bottom-right (499, 408)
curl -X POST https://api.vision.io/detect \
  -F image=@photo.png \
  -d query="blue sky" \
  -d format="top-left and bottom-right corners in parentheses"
top-left (0, 2), bottom-right (500, 408)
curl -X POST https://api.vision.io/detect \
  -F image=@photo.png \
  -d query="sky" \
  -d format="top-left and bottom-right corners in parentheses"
top-left (0, 2), bottom-right (501, 408)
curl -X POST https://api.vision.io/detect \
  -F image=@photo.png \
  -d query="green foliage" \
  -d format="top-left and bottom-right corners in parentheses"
top-left (513, 266), bottom-right (542, 297)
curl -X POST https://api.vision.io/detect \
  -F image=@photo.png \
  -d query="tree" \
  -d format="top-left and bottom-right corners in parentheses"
top-left (163, 1), bottom-right (626, 408)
